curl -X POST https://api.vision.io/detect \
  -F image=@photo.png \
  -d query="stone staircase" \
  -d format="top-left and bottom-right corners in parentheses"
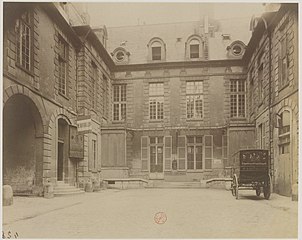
top-left (147, 180), bottom-right (203, 189)
top-left (54, 181), bottom-right (85, 197)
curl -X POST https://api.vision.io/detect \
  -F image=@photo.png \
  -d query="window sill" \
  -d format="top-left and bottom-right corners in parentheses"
top-left (16, 64), bottom-right (35, 77)
top-left (230, 117), bottom-right (247, 121)
top-left (187, 169), bottom-right (213, 173)
top-left (186, 118), bottom-right (204, 122)
top-left (278, 83), bottom-right (290, 93)
top-left (112, 120), bottom-right (126, 124)
top-left (149, 120), bottom-right (164, 123)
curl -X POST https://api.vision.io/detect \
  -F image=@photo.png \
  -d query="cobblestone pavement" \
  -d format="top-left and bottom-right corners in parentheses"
top-left (2, 188), bottom-right (298, 239)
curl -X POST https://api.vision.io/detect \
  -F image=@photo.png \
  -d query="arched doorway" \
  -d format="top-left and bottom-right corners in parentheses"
top-left (3, 94), bottom-right (43, 195)
top-left (57, 117), bottom-right (76, 185)
top-left (57, 118), bottom-right (68, 182)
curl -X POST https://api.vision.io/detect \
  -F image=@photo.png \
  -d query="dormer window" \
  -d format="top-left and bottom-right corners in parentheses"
top-left (148, 37), bottom-right (166, 62)
top-left (227, 40), bottom-right (246, 58)
top-left (111, 47), bottom-right (130, 64)
top-left (190, 39), bottom-right (200, 59)
top-left (152, 44), bottom-right (161, 60)
top-left (185, 35), bottom-right (204, 60)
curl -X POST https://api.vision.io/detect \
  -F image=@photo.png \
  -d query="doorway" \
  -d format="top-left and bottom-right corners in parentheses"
top-left (149, 136), bottom-right (164, 179)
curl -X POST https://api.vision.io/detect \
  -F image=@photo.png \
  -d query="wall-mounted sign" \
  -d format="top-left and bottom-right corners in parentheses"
top-left (77, 118), bottom-right (92, 134)
top-left (69, 125), bottom-right (84, 159)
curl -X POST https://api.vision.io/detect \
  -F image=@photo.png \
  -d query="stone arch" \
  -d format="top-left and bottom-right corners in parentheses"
top-left (3, 85), bottom-right (47, 131)
top-left (274, 98), bottom-right (298, 198)
top-left (3, 85), bottom-right (46, 195)
top-left (46, 108), bottom-right (77, 184)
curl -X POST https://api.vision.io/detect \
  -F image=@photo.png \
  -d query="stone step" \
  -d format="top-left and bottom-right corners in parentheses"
top-left (147, 181), bottom-right (203, 189)
top-left (54, 181), bottom-right (84, 197)
top-left (54, 190), bottom-right (85, 197)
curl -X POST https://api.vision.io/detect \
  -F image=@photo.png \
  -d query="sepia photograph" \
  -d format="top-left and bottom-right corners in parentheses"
top-left (1, 1), bottom-right (300, 239)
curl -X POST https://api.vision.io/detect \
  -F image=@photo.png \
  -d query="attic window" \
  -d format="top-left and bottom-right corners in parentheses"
top-left (222, 34), bottom-right (231, 40)
top-left (232, 45), bottom-right (243, 55)
top-left (116, 51), bottom-right (125, 61)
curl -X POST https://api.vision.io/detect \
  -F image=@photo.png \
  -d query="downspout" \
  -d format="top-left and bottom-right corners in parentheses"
top-left (268, 27), bottom-right (273, 191)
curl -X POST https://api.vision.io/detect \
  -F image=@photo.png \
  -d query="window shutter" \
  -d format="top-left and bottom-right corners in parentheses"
top-left (177, 136), bottom-right (186, 170)
top-left (204, 135), bottom-right (213, 169)
top-left (88, 134), bottom-right (93, 171)
top-left (141, 136), bottom-right (149, 171)
top-left (164, 136), bottom-right (172, 171)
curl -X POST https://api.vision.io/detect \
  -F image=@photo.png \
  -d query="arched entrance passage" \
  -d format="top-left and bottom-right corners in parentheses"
top-left (3, 94), bottom-right (43, 195)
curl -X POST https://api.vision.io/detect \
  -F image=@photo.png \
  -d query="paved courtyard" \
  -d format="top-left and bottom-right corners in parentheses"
top-left (2, 188), bottom-right (298, 239)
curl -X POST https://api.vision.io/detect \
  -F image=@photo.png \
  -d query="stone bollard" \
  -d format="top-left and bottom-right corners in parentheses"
top-left (44, 183), bottom-right (54, 199)
top-left (85, 181), bottom-right (93, 192)
top-left (225, 181), bottom-right (232, 190)
top-left (93, 181), bottom-right (101, 192)
top-left (3, 185), bottom-right (13, 206)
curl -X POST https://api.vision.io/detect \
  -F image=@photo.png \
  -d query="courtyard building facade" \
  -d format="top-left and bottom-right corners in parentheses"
top-left (2, 2), bottom-right (298, 200)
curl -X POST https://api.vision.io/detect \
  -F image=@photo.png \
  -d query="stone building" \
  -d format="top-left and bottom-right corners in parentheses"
top-left (105, 18), bottom-right (255, 181)
top-left (2, 3), bottom-right (298, 200)
top-left (2, 2), bottom-right (113, 195)
top-left (244, 3), bottom-right (298, 200)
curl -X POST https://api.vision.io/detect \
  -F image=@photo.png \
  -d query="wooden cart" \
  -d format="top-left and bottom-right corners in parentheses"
top-left (230, 149), bottom-right (271, 200)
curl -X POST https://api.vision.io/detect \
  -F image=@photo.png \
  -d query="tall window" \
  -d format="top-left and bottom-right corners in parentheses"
top-left (150, 137), bottom-right (164, 173)
top-left (187, 136), bottom-right (203, 170)
top-left (89, 134), bottom-right (98, 171)
top-left (186, 81), bottom-right (203, 119)
top-left (149, 83), bottom-right (164, 120)
top-left (91, 62), bottom-right (98, 110)
top-left (279, 36), bottom-right (288, 89)
top-left (92, 139), bottom-right (97, 169)
top-left (113, 84), bottom-right (126, 121)
top-left (230, 79), bottom-right (245, 118)
top-left (258, 53), bottom-right (264, 103)
top-left (103, 74), bottom-right (108, 118)
top-left (15, 11), bottom-right (31, 71)
top-left (278, 110), bottom-right (290, 154)
top-left (189, 39), bottom-right (200, 59)
top-left (58, 36), bottom-right (68, 95)
top-left (257, 123), bottom-right (266, 149)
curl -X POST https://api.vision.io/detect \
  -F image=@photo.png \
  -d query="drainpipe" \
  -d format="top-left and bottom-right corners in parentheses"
top-left (268, 28), bottom-right (273, 190)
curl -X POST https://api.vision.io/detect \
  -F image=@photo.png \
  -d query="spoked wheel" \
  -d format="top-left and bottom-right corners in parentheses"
top-left (232, 174), bottom-right (239, 200)
top-left (263, 174), bottom-right (271, 200)
top-left (256, 187), bottom-right (261, 196)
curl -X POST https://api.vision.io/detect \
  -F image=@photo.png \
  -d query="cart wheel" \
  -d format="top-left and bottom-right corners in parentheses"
top-left (256, 188), bottom-right (261, 196)
top-left (233, 174), bottom-right (239, 200)
top-left (263, 175), bottom-right (271, 200)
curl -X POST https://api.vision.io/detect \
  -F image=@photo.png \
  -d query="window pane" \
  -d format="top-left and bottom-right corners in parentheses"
top-left (238, 81), bottom-right (245, 92)
top-left (121, 85), bottom-right (126, 101)
top-left (230, 95), bottom-right (237, 118)
top-left (190, 44), bottom-right (199, 58)
top-left (230, 80), bottom-right (237, 92)
top-left (152, 47), bottom-right (161, 60)
top-left (113, 104), bottom-right (119, 121)
top-left (187, 136), bottom-right (194, 144)
top-left (150, 137), bottom-right (156, 144)
top-left (195, 98), bottom-right (203, 118)
top-left (149, 99), bottom-right (157, 119)
top-left (238, 94), bottom-right (245, 117)
top-left (149, 83), bottom-right (164, 96)
top-left (113, 85), bottom-right (120, 102)
top-left (121, 104), bottom-right (126, 120)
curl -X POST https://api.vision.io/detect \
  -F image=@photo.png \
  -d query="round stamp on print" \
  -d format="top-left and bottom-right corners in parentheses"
top-left (154, 212), bottom-right (167, 224)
